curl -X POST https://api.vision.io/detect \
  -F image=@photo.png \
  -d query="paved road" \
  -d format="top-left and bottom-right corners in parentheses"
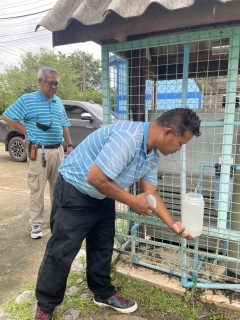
top-left (0, 148), bottom-right (149, 320)
top-left (0, 147), bottom-right (51, 306)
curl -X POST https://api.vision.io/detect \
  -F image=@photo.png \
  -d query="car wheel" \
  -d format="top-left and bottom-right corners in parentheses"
top-left (8, 136), bottom-right (27, 162)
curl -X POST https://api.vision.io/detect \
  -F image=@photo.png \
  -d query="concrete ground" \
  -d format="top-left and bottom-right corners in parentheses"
top-left (0, 147), bottom-right (147, 320)
top-left (0, 146), bottom-right (52, 306)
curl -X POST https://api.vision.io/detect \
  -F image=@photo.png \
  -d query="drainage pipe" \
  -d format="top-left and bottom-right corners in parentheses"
top-left (227, 132), bottom-right (240, 278)
top-left (129, 217), bottom-right (240, 291)
top-left (119, 157), bottom-right (240, 288)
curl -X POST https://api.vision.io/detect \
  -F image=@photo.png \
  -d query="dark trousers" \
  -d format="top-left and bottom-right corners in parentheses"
top-left (36, 174), bottom-right (116, 314)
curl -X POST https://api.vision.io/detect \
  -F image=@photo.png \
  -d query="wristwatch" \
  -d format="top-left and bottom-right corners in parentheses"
top-left (67, 144), bottom-right (74, 148)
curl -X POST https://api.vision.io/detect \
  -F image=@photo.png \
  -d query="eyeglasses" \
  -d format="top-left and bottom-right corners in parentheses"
top-left (43, 80), bottom-right (60, 88)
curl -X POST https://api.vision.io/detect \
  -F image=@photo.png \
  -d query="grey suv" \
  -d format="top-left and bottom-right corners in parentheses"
top-left (0, 100), bottom-right (116, 162)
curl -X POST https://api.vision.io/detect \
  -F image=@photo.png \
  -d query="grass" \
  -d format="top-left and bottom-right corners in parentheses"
top-left (1, 241), bottom-right (240, 320)
top-left (1, 269), bottom-right (193, 319)
top-left (2, 261), bottom-right (239, 320)
top-left (1, 213), bottom-right (240, 319)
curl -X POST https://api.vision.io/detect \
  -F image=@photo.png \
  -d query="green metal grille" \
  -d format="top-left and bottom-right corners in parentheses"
top-left (102, 26), bottom-right (240, 290)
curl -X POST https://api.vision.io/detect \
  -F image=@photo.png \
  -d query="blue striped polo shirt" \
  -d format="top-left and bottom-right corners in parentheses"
top-left (3, 90), bottom-right (70, 144)
top-left (59, 120), bottom-right (160, 199)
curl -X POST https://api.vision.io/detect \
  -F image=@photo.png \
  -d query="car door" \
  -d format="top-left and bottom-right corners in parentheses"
top-left (64, 103), bottom-right (96, 148)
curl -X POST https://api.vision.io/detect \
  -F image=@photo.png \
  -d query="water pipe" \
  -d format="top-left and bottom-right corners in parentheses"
top-left (182, 162), bottom-right (215, 288)
top-left (115, 233), bottom-right (127, 245)
top-left (120, 223), bottom-right (140, 252)
top-left (124, 215), bottom-right (240, 291)
top-left (129, 222), bottom-right (240, 292)
top-left (182, 162), bottom-right (240, 290)
top-left (197, 255), bottom-right (206, 271)
top-left (119, 158), bottom-right (240, 290)
top-left (191, 236), bottom-right (199, 282)
top-left (197, 162), bottom-right (215, 194)
top-left (121, 238), bottom-right (132, 251)
top-left (196, 161), bottom-right (233, 261)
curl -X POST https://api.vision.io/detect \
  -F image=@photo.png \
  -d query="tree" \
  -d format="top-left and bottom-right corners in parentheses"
top-left (67, 50), bottom-right (102, 92)
top-left (72, 89), bottom-right (102, 105)
top-left (0, 47), bottom-right (103, 113)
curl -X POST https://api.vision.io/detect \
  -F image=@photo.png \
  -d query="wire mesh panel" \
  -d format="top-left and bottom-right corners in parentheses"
top-left (101, 26), bottom-right (240, 290)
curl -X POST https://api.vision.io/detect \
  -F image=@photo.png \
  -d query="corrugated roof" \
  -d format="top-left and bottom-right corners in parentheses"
top-left (36, 0), bottom-right (237, 32)
top-left (36, 0), bottom-right (240, 47)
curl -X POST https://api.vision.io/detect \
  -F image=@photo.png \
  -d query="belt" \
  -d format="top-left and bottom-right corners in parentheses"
top-left (36, 143), bottom-right (61, 149)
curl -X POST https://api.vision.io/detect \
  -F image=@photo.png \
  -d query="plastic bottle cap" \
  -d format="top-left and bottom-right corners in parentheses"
top-left (146, 194), bottom-right (157, 208)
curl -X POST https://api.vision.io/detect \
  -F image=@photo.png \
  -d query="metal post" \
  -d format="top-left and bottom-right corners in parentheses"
top-left (82, 52), bottom-right (86, 101)
top-left (181, 42), bottom-right (190, 284)
top-left (217, 33), bottom-right (240, 230)
top-left (101, 46), bottom-right (111, 125)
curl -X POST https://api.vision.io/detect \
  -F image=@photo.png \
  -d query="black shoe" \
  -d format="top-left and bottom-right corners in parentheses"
top-left (35, 304), bottom-right (53, 320)
top-left (93, 293), bottom-right (137, 313)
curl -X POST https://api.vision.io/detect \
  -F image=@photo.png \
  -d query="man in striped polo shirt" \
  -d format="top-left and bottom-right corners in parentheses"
top-left (2, 67), bottom-right (73, 240)
top-left (35, 108), bottom-right (201, 319)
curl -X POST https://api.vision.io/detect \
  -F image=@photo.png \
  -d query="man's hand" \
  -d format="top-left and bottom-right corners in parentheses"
top-left (66, 146), bottom-right (73, 155)
top-left (171, 221), bottom-right (195, 240)
top-left (88, 165), bottom-right (157, 216)
top-left (130, 192), bottom-right (157, 217)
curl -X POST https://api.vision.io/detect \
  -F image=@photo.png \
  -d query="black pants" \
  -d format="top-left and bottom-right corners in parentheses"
top-left (36, 174), bottom-right (116, 314)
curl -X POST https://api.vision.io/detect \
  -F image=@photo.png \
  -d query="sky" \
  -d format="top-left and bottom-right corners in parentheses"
top-left (0, 0), bottom-right (102, 69)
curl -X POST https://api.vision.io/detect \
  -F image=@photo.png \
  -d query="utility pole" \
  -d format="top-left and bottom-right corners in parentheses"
top-left (82, 52), bottom-right (86, 101)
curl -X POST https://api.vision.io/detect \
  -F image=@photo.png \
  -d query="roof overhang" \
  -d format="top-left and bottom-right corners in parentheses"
top-left (36, 0), bottom-right (240, 47)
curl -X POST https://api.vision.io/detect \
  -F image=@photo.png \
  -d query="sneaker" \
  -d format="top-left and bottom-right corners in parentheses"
top-left (35, 305), bottom-right (52, 320)
top-left (93, 293), bottom-right (137, 313)
top-left (31, 225), bottom-right (43, 239)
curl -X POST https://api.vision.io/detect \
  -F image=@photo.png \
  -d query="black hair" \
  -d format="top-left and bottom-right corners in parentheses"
top-left (156, 108), bottom-right (201, 137)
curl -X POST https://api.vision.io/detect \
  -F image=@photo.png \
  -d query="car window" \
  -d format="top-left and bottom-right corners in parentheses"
top-left (64, 104), bottom-right (88, 119)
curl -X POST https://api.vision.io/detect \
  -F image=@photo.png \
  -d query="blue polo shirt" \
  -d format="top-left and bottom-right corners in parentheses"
top-left (3, 91), bottom-right (70, 144)
top-left (59, 121), bottom-right (160, 199)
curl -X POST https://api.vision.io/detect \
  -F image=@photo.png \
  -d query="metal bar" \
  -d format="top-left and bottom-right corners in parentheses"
top-left (101, 46), bottom-right (111, 125)
top-left (117, 231), bottom-right (240, 264)
top-left (180, 42), bottom-right (190, 202)
top-left (218, 33), bottom-right (240, 229)
top-left (116, 212), bottom-right (240, 242)
top-left (103, 26), bottom-right (240, 54)
top-left (110, 25), bottom-right (240, 289)
top-left (201, 121), bottom-right (240, 127)
top-left (181, 42), bottom-right (191, 286)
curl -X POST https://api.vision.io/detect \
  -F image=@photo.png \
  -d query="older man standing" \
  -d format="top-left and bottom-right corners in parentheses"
top-left (2, 67), bottom-right (73, 239)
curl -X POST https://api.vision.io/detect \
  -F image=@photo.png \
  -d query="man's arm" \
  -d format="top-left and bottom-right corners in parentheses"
top-left (88, 163), bottom-right (155, 217)
top-left (63, 127), bottom-right (73, 155)
top-left (140, 178), bottom-right (194, 240)
top-left (2, 115), bottom-right (26, 137)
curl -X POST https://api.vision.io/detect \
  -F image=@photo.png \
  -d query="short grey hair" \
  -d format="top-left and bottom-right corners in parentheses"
top-left (37, 67), bottom-right (60, 81)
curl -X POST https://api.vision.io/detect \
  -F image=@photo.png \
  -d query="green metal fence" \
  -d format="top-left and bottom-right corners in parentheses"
top-left (102, 26), bottom-right (240, 291)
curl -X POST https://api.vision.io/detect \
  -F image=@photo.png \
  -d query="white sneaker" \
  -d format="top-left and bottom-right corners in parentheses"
top-left (31, 225), bottom-right (43, 239)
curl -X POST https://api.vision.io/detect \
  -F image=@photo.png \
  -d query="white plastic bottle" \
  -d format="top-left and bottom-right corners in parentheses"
top-left (182, 192), bottom-right (204, 237)
top-left (146, 194), bottom-right (157, 209)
